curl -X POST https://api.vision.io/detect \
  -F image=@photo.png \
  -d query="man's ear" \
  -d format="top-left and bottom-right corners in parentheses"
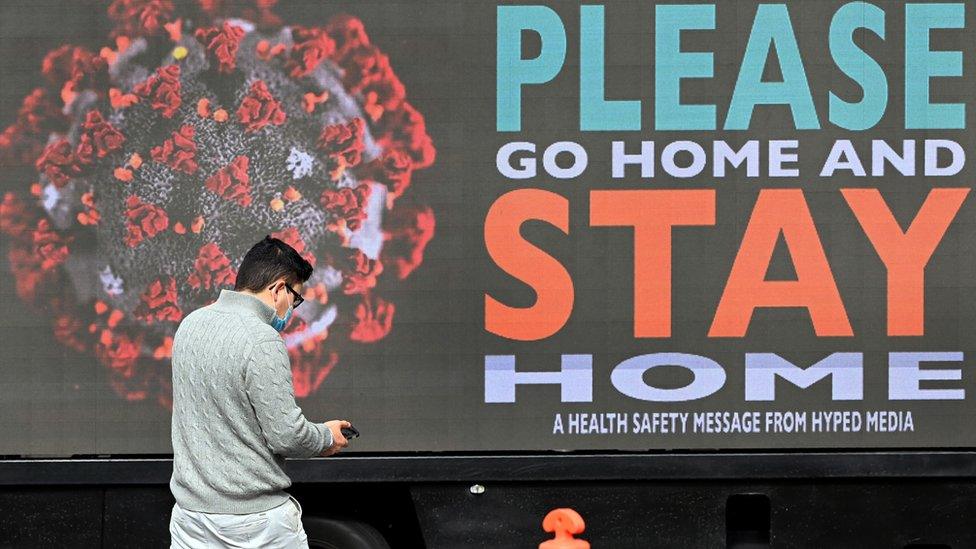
top-left (267, 279), bottom-right (281, 302)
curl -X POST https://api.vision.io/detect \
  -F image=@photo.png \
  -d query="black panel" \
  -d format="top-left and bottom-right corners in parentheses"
top-left (411, 480), bottom-right (976, 548)
top-left (4, 452), bottom-right (976, 485)
top-left (0, 487), bottom-right (102, 549)
top-left (102, 487), bottom-right (175, 548)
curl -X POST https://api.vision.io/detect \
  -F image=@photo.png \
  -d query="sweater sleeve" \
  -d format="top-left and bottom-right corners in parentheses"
top-left (243, 338), bottom-right (333, 458)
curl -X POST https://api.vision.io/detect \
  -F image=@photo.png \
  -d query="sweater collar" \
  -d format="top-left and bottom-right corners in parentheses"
top-left (213, 289), bottom-right (276, 326)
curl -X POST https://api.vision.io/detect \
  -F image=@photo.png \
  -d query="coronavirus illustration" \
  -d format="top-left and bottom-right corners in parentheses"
top-left (0, 0), bottom-right (436, 407)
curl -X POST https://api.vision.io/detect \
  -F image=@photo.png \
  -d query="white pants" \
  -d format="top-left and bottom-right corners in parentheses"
top-left (170, 496), bottom-right (309, 548)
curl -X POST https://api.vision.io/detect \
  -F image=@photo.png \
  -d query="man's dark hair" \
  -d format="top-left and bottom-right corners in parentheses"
top-left (234, 236), bottom-right (313, 292)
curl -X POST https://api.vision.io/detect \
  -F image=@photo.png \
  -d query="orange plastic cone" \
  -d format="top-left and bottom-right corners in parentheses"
top-left (539, 508), bottom-right (590, 549)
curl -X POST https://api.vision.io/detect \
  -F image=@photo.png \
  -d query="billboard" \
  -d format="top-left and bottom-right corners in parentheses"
top-left (0, 0), bottom-right (973, 455)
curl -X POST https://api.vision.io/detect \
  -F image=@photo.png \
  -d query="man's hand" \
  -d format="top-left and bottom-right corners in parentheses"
top-left (320, 420), bottom-right (351, 457)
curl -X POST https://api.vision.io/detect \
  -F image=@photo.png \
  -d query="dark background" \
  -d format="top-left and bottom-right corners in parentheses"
top-left (1, 0), bottom-right (974, 455)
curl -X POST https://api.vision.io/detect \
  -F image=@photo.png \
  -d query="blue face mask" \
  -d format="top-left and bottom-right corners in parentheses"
top-left (271, 305), bottom-right (293, 332)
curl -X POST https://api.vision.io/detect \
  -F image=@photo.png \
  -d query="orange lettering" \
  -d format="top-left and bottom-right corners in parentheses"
top-left (485, 189), bottom-right (573, 340)
top-left (590, 190), bottom-right (716, 337)
top-left (842, 188), bottom-right (969, 336)
top-left (710, 189), bottom-right (852, 337)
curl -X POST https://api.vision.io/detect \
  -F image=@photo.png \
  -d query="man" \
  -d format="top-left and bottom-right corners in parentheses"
top-left (169, 235), bottom-right (351, 548)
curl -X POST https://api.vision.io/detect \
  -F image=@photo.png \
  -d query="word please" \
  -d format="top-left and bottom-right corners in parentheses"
top-left (498, 3), bottom-right (967, 131)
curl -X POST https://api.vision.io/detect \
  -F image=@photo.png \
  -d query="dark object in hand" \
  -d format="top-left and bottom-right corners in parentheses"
top-left (341, 425), bottom-right (360, 439)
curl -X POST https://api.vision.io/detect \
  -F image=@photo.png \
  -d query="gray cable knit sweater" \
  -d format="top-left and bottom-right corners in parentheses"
top-left (170, 289), bottom-right (332, 514)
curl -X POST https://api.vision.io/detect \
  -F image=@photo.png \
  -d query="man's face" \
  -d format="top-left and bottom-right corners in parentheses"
top-left (270, 278), bottom-right (305, 318)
